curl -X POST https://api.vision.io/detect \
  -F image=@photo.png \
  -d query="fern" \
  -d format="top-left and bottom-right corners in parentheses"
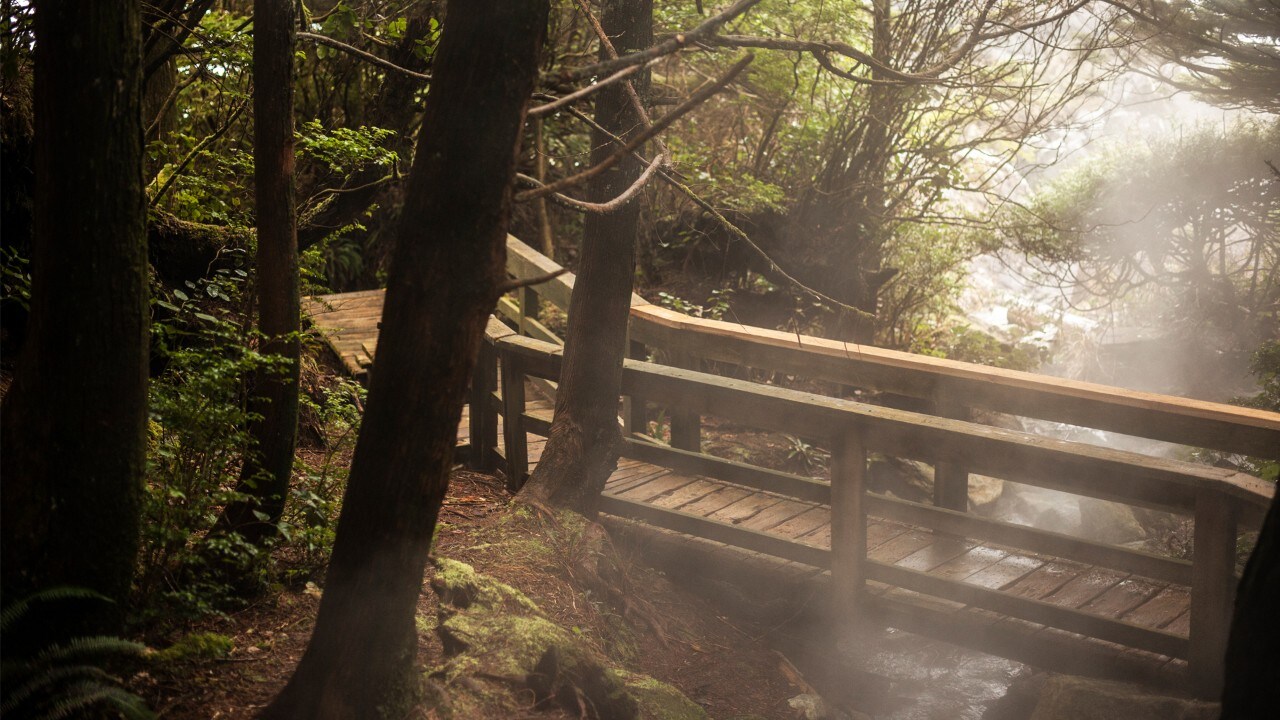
top-left (1, 590), bottom-right (155, 720)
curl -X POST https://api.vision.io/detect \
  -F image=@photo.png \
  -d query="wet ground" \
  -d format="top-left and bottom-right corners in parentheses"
top-left (782, 620), bottom-right (1027, 720)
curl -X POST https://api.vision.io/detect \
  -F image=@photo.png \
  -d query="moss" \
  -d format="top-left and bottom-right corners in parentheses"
top-left (623, 673), bottom-right (709, 720)
top-left (152, 631), bottom-right (234, 664)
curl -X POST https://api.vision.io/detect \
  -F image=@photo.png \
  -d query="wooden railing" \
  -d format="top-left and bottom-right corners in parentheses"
top-left (473, 236), bottom-right (1279, 695)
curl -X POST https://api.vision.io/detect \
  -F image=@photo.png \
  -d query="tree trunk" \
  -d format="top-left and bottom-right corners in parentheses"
top-left (518, 0), bottom-right (653, 513)
top-left (259, 0), bottom-right (546, 716)
top-left (1221, 493), bottom-right (1280, 716)
top-left (0, 0), bottom-right (147, 636)
top-left (216, 0), bottom-right (300, 551)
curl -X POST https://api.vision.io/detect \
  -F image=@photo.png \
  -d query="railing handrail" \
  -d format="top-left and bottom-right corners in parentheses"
top-left (503, 235), bottom-right (1280, 460)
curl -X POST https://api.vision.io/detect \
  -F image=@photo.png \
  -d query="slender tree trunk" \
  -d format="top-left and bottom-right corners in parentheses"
top-left (216, 0), bottom-right (300, 549)
top-left (519, 0), bottom-right (653, 513)
top-left (1221, 493), bottom-right (1280, 716)
top-left (260, 1), bottom-right (547, 716)
top-left (0, 0), bottom-right (147, 635)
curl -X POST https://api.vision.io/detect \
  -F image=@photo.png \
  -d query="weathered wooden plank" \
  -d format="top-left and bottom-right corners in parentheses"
top-left (597, 494), bottom-right (830, 568)
top-left (1002, 561), bottom-right (1086, 601)
top-left (619, 472), bottom-right (695, 503)
top-left (962, 554), bottom-right (1044, 590)
top-left (830, 428), bottom-right (868, 615)
top-left (868, 530), bottom-right (936, 564)
top-left (864, 561), bottom-right (1188, 658)
top-left (769, 507), bottom-right (832, 539)
top-left (895, 538), bottom-right (974, 573)
top-left (739, 499), bottom-right (816, 532)
top-left (1123, 586), bottom-right (1191, 631)
top-left (866, 519), bottom-right (910, 550)
top-left (676, 485), bottom-right (753, 517)
top-left (1081, 578), bottom-right (1166, 620)
top-left (620, 438), bottom-right (831, 504)
top-left (864, 492), bottom-right (1193, 584)
top-left (1043, 567), bottom-right (1129, 608)
top-left (930, 546), bottom-right (1008, 581)
top-left (711, 493), bottom-right (784, 525)
top-left (648, 478), bottom-right (722, 509)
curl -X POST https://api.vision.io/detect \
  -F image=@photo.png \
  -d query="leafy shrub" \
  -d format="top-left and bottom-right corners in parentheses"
top-left (138, 279), bottom-right (288, 620)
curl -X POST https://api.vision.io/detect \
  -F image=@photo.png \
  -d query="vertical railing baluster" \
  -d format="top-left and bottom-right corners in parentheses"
top-left (468, 337), bottom-right (498, 472)
top-left (1190, 488), bottom-right (1238, 698)
top-left (830, 426), bottom-right (868, 621)
top-left (933, 396), bottom-right (970, 512)
top-left (501, 350), bottom-right (528, 492)
top-left (623, 339), bottom-right (647, 437)
top-left (669, 349), bottom-right (701, 452)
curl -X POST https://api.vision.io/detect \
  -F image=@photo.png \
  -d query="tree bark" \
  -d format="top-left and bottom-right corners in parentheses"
top-left (259, 0), bottom-right (547, 716)
top-left (215, 0), bottom-right (300, 550)
top-left (0, 0), bottom-right (147, 635)
top-left (1221, 493), bottom-right (1280, 716)
top-left (518, 0), bottom-right (653, 513)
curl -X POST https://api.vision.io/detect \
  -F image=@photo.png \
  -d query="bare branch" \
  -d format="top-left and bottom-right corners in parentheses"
top-left (552, 0), bottom-right (763, 84)
top-left (496, 268), bottom-right (569, 295)
top-left (516, 54), bottom-right (753, 203)
top-left (297, 31), bottom-right (432, 82)
top-left (516, 152), bottom-right (668, 214)
top-left (528, 63), bottom-right (646, 117)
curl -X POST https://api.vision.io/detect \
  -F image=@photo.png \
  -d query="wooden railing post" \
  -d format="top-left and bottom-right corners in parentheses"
top-left (500, 350), bottom-right (528, 492)
top-left (468, 339), bottom-right (498, 472)
top-left (830, 427), bottom-right (868, 622)
top-left (669, 349), bottom-right (701, 452)
top-left (519, 285), bottom-right (538, 337)
top-left (933, 397), bottom-right (970, 512)
top-left (1190, 488), bottom-right (1238, 698)
top-left (623, 340), bottom-right (647, 436)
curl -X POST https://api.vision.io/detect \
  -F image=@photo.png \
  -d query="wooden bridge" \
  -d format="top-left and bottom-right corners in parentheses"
top-left (305, 237), bottom-right (1279, 698)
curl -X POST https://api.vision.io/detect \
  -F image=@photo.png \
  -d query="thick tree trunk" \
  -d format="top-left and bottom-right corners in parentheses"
top-left (1221, 493), bottom-right (1280, 716)
top-left (518, 0), bottom-right (653, 513)
top-left (259, 0), bottom-right (546, 716)
top-left (0, 0), bottom-right (147, 635)
top-left (216, 0), bottom-right (300, 549)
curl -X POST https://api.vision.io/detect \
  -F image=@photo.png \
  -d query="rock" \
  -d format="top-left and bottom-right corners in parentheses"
top-left (1029, 675), bottom-right (1217, 720)
top-left (867, 456), bottom-right (1004, 510)
top-left (968, 474), bottom-right (1005, 510)
top-left (1078, 498), bottom-right (1146, 545)
top-left (430, 558), bottom-right (706, 720)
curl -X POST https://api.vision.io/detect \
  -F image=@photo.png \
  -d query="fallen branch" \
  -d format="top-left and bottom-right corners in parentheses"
top-left (496, 268), bottom-right (569, 295)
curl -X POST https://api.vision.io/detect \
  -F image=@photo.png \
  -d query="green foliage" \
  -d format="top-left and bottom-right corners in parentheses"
top-left (282, 378), bottom-right (365, 571)
top-left (151, 632), bottom-right (233, 665)
top-left (1230, 341), bottom-right (1280, 482)
top-left (139, 276), bottom-right (289, 620)
top-left (297, 121), bottom-right (398, 177)
top-left (1, 589), bottom-right (154, 720)
top-left (1, 246), bottom-right (31, 311)
top-left (877, 220), bottom-right (981, 350)
top-left (656, 288), bottom-right (732, 321)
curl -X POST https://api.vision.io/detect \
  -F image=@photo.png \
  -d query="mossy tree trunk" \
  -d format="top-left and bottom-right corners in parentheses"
top-left (259, 0), bottom-right (547, 715)
top-left (0, 0), bottom-right (147, 635)
top-left (215, 0), bottom-right (301, 551)
top-left (518, 0), bottom-right (653, 514)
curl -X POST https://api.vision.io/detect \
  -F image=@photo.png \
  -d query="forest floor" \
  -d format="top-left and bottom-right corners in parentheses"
top-left (136, 465), bottom-right (809, 719)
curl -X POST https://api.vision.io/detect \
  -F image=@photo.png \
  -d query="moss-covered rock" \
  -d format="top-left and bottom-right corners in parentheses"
top-left (428, 558), bottom-right (703, 720)
top-left (152, 632), bottom-right (234, 664)
top-left (622, 672), bottom-right (709, 720)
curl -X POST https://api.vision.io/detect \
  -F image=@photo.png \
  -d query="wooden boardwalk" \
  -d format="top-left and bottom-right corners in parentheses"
top-left (304, 236), bottom-right (1276, 696)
